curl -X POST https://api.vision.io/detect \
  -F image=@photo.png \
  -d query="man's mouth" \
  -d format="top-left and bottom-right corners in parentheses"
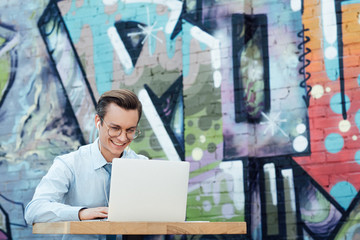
top-left (111, 140), bottom-right (125, 146)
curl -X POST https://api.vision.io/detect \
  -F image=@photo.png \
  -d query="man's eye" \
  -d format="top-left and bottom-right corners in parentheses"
top-left (127, 129), bottom-right (135, 133)
top-left (111, 127), bottom-right (121, 131)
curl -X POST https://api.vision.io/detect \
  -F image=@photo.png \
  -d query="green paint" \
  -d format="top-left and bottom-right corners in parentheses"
top-left (334, 201), bottom-right (360, 239)
top-left (185, 107), bottom-right (223, 157)
top-left (189, 160), bottom-right (221, 179)
top-left (0, 53), bottom-right (10, 99)
top-left (186, 181), bottom-right (245, 222)
top-left (301, 190), bottom-right (331, 222)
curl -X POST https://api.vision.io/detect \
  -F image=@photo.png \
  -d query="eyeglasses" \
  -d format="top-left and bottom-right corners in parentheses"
top-left (100, 118), bottom-right (141, 140)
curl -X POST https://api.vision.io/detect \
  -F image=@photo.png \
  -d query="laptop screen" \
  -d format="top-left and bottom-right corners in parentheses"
top-left (108, 158), bottom-right (190, 222)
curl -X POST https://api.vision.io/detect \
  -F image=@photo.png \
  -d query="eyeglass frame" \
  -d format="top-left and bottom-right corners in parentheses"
top-left (100, 118), bottom-right (141, 140)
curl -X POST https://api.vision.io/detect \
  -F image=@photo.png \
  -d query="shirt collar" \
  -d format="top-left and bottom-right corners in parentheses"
top-left (91, 138), bottom-right (130, 170)
top-left (91, 138), bottom-right (108, 170)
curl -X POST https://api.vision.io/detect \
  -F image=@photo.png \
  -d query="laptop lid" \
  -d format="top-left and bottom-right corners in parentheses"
top-left (108, 158), bottom-right (190, 222)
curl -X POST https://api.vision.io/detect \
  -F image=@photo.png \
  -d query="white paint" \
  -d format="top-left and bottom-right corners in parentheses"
top-left (339, 120), bottom-right (351, 132)
top-left (199, 135), bottom-right (206, 143)
top-left (290, 0), bottom-right (301, 12)
top-left (296, 123), bottom-right (306, 134)
top-left (281, 169), bottom-right (296, 212)
top-left (126, 6), bottom-right (163, 56)
top-left (263, 163), bottom-right (277, 205)
top-left (190, 27), bottom-right (221, 68)
top-left (260, 111), bottom-right (288, 137)
top-left (138, 89), bottom-right (181, 161)
top-left (122, 0), bottom-right (183, 34)
top-left (165, 0), bottom-right (183, 34)
top-left (103, 0), bottom-right (117, 5)
top-left (321, 0), bottom-right (337, 44)
top-left (352, 135), bottom-right (358, 141)
top-left (107, 26), bottom-right (133, 72)
top-left (325, 46), bottom-right (338, 59)
top-left (213, 70), bottom-right (222, 88)
top-left (210, 41), bottom-right (221, 69)
top-left (293, 135), bottom-right (308, 152)
top-left (219, 161), bottom-right (244, 211)
top-left (191, 26), bottom-right (222, 88)
top-left (0, 33), bottom-right (19, 57)
top-left (192, 147), bottom-right (203, 161)
top-left (311, 84), bottom-right (324, 99)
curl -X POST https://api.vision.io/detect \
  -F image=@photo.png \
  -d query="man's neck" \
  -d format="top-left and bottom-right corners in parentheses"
top-left (103, 151), bottom-right (123, 163)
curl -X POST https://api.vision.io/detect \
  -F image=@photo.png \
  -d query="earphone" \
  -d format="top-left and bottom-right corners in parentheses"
top-left (97, 120), bottom-right (109, 206)
top-left (97, 121), bottom-right (102, 154)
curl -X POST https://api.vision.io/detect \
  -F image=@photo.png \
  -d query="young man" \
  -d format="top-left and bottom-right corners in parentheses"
top-left (25, 89), bottom-right (147, 239)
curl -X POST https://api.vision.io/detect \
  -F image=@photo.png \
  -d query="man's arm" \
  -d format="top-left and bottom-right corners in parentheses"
top-left (25, 158), bottom-right (85, 224)
top-left (78, 207), bottom-right (108, 220)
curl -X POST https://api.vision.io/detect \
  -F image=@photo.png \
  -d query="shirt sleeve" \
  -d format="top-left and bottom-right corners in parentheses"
top-left (24, 157), bottom-right (84, 224)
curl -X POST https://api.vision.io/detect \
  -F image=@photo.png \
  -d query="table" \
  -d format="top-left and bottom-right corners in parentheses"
top-left (33, 221), bottom-right (247, 235)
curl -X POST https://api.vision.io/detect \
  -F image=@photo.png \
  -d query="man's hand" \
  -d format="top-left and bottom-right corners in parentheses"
top-left (78, 207), bottom-right (108, 220)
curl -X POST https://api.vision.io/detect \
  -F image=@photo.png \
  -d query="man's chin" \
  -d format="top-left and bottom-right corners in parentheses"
top-left (110, 144), bottom-right (127, 155)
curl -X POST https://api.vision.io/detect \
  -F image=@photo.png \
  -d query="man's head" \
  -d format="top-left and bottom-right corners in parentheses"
top-left (95, 89), bottom-right (142, 162)
top-left (96, 89), bottom-right (142, 124)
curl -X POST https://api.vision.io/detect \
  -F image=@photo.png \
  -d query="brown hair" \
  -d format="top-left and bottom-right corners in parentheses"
top-left (96, 89), bottom-right (142, 123)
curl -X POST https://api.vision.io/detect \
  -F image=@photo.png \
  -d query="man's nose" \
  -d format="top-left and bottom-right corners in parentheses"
top-left (117, 130), bottom-right (128, 141)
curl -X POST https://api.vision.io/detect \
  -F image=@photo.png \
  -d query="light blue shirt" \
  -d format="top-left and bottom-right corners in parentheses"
top-left (25, 138), bottom-right (147, 240)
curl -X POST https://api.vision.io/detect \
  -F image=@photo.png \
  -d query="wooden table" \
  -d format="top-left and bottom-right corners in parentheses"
top-left (33, 221), bottom-right (247, 235)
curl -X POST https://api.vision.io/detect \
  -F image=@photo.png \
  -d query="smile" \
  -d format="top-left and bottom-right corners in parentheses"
top-left (111, 140), bottom-right (125, 146)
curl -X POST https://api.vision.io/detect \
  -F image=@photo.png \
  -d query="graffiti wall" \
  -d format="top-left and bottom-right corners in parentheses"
top-left (0, 0), bottom-right (360, 239)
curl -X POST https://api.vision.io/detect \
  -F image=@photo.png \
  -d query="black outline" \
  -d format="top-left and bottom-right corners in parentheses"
top-left (231, 13), bottom-right (270, 123)
top-left (297, 26), bottom-right (312, 108)
top-left (0, 24), bottom-right (18, 109)
top-left (335, 0), bottom-right (347, 120)
top-left (144, 76), bottom-right (184, 160)
top-left (114, 21), bottom-right (147, 67)
top-left (37, 0), bottom-right (98, 145)
top-left (0, 203), bottom-right (12, 240)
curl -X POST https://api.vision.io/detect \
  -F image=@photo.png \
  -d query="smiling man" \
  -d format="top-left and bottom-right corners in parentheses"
top-left (25, 89), bottom-right (148, 239)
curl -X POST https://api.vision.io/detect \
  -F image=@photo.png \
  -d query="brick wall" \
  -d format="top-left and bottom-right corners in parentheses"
top-left (0, 0), bottom-right (360, 239)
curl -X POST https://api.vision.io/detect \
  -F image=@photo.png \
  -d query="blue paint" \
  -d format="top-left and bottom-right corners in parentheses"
top-left (63, 1), bottom-right (114, 94)
top-left (330, 181), bottom-right (356, 210)
top-left (323, 57), bottom-right (340, 81)
top-left (355, 109), bottom-right (360, 132)
top-left (355, 150), bottom-right (360, 165)
top-left (342, 0), bottom-right (360, 5)
top-left (324, 133), bottom-right (344, 154)
top-left (330, 93), bottom-right (350, 114)
top-left (358, 75), bottom-right (360, 86)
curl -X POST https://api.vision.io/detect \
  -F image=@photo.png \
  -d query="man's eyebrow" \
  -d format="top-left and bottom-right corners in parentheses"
top-left (109, 123), bottom-right (137, 129)
top-left (108, 122), bottom-right (121, 128)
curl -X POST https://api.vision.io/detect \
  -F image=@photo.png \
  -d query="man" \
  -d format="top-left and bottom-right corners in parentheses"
top-left (25, 89), bottom-right (147, 239)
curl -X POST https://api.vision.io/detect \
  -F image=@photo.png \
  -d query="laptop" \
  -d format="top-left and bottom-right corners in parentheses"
top-left (108, 158), bottom-right (190, 222)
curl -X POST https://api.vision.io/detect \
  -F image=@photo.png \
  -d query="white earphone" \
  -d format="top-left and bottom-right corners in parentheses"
top-left (97, 121), bottom-right (100, 130)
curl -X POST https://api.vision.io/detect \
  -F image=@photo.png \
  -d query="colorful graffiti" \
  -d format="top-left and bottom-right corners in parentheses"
top-left (1, 0), bottom-right (360, 239)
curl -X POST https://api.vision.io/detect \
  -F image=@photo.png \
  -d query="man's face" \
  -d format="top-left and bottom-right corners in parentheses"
top-left (96, 103), bottom-right (139, 162)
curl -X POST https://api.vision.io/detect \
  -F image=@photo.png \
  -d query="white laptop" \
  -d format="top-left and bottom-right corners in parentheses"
top-left (108, 158), bottom-right (190, 222)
